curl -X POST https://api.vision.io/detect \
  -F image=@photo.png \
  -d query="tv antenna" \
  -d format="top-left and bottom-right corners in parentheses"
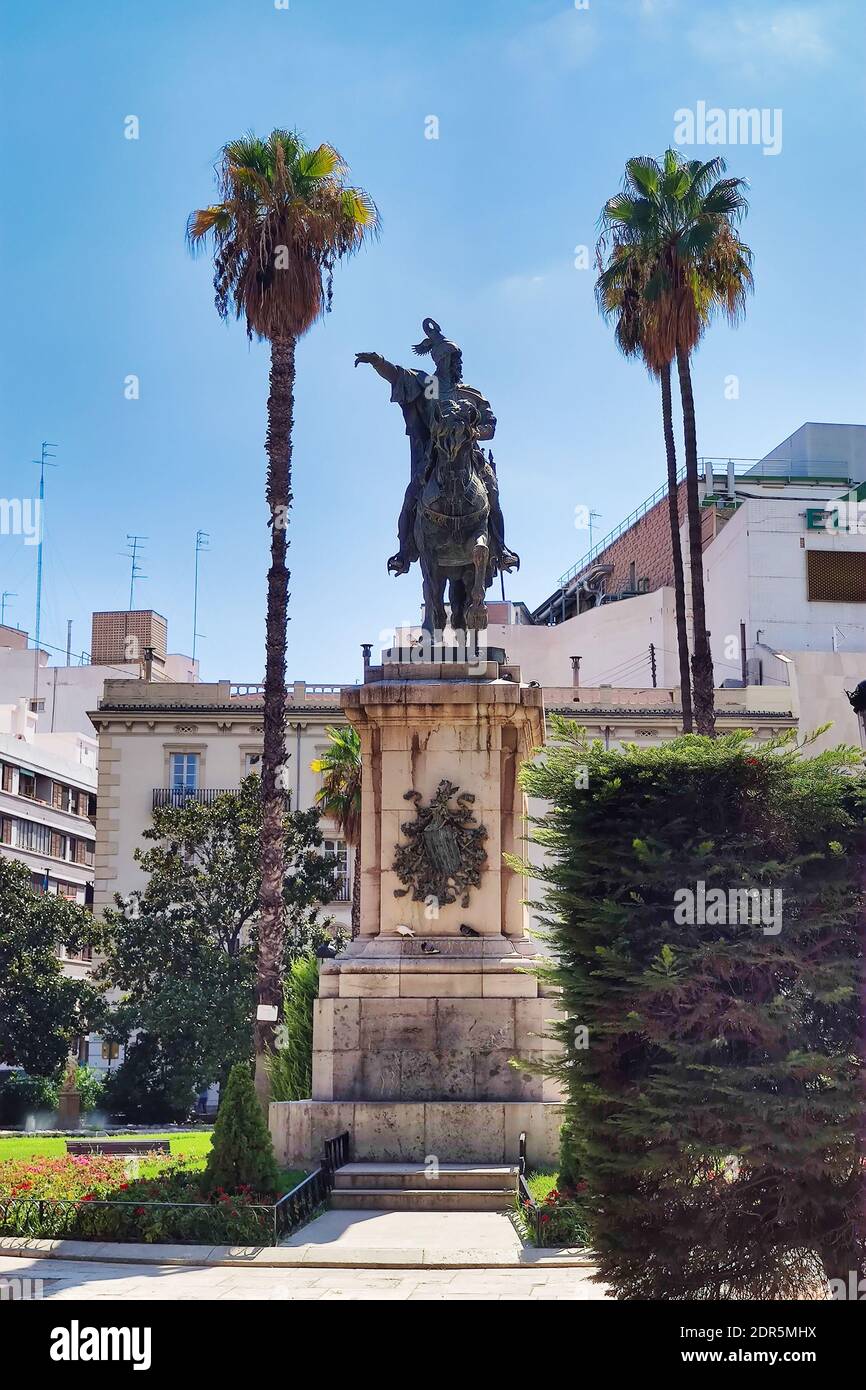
top-left (32, 442), bottom-right (58, 704)
top-left (124, 534), bottom-right (148, 609)
top-left (192, 529), bottom-right (210, 665)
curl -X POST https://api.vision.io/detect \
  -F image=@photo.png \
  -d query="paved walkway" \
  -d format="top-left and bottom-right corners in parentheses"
top-left (281, 1208), bottom-right (527, 1264)
top-left (0, 1253), bottom-right (607, 1300)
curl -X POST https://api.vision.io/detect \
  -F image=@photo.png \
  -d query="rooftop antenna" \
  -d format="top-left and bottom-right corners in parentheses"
top-left (32, 442), bottom-right (58, 704)
top-left (123, 534), bottom-right (148, 609)
top-left (1, 592), bottom-right (16, 626)
top-left (588, 509), bottom-right (602, 549)
top-left (192, 529), bottom-right (210, 665)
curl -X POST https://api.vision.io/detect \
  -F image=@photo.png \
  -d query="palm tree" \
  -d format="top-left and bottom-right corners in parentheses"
top-left (188, 130), bottom-right (378, 1102)
top-left (598, 150), bottom-right (753, 734)
top-left (595, 243), bottom-right (694, 731)
top-left (311, 725), bottom-right (362, 938)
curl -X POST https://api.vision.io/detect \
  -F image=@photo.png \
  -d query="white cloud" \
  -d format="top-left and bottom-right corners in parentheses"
top-left (688, 5), bottom-right (834, 72)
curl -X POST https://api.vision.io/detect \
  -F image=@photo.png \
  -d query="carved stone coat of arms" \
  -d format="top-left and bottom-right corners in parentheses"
top-left (392, 779), bottom-right (488, 909)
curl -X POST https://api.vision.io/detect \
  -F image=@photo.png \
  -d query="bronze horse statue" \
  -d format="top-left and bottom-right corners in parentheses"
top-left (416, 399), bottom-right (490, 635)
top-left (354, 320), bottom-right (518, 638)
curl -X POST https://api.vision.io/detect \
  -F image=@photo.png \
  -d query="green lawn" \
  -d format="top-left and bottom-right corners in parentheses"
top-left (525, 1169), bottom-right (559, 1202)
top-left (0, 1131), bottom-right (213, 1163)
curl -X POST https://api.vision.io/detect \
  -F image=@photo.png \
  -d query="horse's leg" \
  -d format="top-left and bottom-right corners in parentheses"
top-left (449, 576), bottom-right (467, 634)
top-left (423, 562), bottom-right (447, 639)
top-left (465, 533), bottom-right (489, 630)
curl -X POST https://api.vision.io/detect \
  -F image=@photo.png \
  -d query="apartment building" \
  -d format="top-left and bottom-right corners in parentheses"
top-left (88, 679), bottom-right (358, 931)
top-left (0, 699), bottom-right (114, 1068)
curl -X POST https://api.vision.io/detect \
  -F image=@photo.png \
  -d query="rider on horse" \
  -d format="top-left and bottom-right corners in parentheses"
top-left (355, 318), bottom-right (519, 581)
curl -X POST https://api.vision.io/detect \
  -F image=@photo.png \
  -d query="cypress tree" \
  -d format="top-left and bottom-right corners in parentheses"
top-left (205, 1062), bottom-right (282, 1196)
top-left (521, 721), bottom-right (865, 1299)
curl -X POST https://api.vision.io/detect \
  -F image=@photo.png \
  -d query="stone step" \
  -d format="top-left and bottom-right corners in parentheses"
top-left (334, 1163), bottom-right (518, 1193)
top-left (331, 1188), bottom-right (515, 1212)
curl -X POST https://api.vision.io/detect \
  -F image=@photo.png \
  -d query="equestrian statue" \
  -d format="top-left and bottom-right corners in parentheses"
top-left (355, 318), bottom-right (519, 634)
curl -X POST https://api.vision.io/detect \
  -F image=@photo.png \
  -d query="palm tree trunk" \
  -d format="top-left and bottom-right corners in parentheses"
top-left (254, 334), bottom-right (295, 1107)
top-left (350, 841), bottom-right (361, 939)
top-left (660, 363), bottom-right (693, 733)
top-left (675, 345), bottom-right (716, 736)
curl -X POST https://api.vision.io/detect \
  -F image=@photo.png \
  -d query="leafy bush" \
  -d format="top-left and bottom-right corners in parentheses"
top-left (520, 722), bottom-right (866, 1299)
top-left (205, 1063), bottom-right (280, 1196)
top-left (0, 1150), bottom-right (279, 1244)
top-left (73, 1067), bottom-right (105, 1114)
top-left (0, 1071), bottom-right (60, 1124)
top-left (267, 954), bottom-right (318, 1101)
top-left (558, 1115), bottom-right (582, 1194)
top-left (101, 1036), bottom-right (195, 1124)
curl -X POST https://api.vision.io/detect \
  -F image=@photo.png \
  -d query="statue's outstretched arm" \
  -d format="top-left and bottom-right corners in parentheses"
top-left (354, 351), bottom-right (399, 387)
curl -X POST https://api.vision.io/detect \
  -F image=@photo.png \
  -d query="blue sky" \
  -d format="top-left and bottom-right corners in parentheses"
top-left (2, 0), bottom-right (864, 682)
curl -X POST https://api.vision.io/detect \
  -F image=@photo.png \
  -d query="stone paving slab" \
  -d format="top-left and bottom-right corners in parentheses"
top-left (0, 1253), bottom-right (608, 1300)
top-left (0, 1223), bottom-right (595, 1270)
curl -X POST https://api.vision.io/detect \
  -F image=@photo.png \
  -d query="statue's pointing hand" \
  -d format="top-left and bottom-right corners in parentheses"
top-left (354, 351), bottom-right (377, 368)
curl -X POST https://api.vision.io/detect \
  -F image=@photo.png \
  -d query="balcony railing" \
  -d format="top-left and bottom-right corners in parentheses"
top-left (152, 788), bottom-right (236, 810)
top-left (330, 876), bottom-right (350, 903)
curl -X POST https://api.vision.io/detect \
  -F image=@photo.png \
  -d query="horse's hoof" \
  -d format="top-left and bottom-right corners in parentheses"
top-left (465, 605), bottom-right (488, 631)
top-left (387, 553), bottom-right (410, 576)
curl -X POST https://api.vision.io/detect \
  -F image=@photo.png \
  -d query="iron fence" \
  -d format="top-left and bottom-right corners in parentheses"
top-left (0, 1130), bottom-right (352, 1247)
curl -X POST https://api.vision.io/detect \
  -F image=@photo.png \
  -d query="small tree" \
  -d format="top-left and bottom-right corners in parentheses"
top-left (267, 953), bottom-right (318, 1101)
top-left (98, 777), bottom-right (338, 1105)
top-left (205, 1062), bottom-right (281, 1196)
top-left (312, 725), bottom-right (362, 937)
top-left (0, 858), bottom-right (103, 1074)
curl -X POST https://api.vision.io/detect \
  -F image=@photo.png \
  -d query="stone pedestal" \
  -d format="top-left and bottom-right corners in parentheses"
top-left (270, 657), bottom-right (564, 1169)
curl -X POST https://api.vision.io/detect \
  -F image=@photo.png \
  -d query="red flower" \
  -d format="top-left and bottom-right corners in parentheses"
top-left (540, 1213), bottom-right (551, 1224)
top-left (80, 1193), bottom-right (94, 1202)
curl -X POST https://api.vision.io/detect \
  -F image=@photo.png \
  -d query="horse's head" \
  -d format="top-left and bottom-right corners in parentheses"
top-left (431, 402), bottom-right (481, 482)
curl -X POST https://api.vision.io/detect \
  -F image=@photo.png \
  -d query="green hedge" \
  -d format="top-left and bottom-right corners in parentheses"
top-left (520, 723), bottom-right (865, 1299)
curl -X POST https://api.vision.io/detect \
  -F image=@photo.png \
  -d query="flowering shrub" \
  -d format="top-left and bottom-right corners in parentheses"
top-left (525, 1184), bottom-right (590, 1248)
top-left (0, 1149), bottom-right (286, 1244)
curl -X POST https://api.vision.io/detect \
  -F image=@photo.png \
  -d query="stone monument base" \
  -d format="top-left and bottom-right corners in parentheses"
top-left (269, 1099), bottom-right (561, 1170)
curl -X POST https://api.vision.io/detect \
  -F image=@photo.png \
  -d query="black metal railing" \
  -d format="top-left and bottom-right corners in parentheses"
top-left (516, 1131), bottom-right (541, 1245)
top-left (0, 1193), bottom-right (279, 1246)
top-left (273, 1130), bottom-right (350, 1241)
top-left (152, 788), bottom-right (236, 810)
top-left (0, 1130), bottom-right (352, 1248)
top-left (330, 877), bottom-right (351, 903)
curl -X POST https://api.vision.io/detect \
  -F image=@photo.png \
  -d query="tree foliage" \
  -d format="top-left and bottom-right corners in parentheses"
top-left (0, 858), bottom-right (103, 1075)
top-left (97, 778), bottom-right (339, 1113)
top-left (266, 953), bottom-right (318, 1101)
top-left (520, 720), bottom-right (865, 1299)
top-left (204, 1062), bottom-right (281, 1196)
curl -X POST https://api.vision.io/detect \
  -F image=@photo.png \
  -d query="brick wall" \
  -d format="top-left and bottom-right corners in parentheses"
top-left (591, 481), bottom-right (687, 594)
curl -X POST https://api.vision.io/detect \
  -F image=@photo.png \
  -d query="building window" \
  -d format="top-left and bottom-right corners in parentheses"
top-left (63, 942), bottom-right (93, 962)
top-left (29, 699), bottom-right (45, 713)
top-left (14, 819), bottom-right (52, 854)
top-left (244, 752), bottom-right (262, 776)
top-left (323, 837), bottom-right (350, 902)
top-left (18, 771), bottom-right (35, 799)
top-left (1, 764), bottom-right (13, 793)
top-left (170, 752), bottom-right (199, 791)
top-left (806, 550), bottom-right (866, 603)
top-left (101, 1041), bottom-right (120, 1061)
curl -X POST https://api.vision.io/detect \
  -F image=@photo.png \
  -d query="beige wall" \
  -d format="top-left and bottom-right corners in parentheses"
top-left (92, 685), bottom-right (353, 931)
